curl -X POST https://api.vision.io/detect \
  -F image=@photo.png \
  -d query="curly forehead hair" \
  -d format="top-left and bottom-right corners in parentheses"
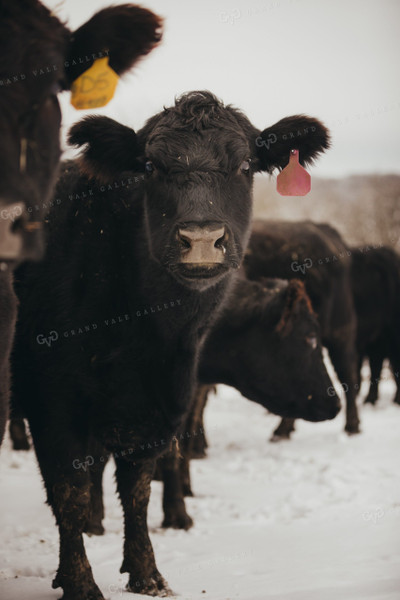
top-left (141, 91), bottom-right (259, 136)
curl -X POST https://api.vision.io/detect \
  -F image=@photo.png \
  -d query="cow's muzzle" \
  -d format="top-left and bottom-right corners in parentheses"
top-left (177, 224), bottom-right (227, 265)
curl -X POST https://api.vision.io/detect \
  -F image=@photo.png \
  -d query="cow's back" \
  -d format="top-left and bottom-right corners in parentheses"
top-left (244, 220), bottom-right (353, 341)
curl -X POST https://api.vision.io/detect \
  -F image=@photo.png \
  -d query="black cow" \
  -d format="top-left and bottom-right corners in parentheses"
top-left (12, 93), bottom-right (329, 598)
top-left (351, 245), bottom-right (400, 405)
top-left (0, 1), bottom-right (162, 448)
top-left (244, 220), bottom-right (359, 437)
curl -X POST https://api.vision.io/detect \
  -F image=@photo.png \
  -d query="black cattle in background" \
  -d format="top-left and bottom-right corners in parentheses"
top-left (0, 1), bottom-right (162, 448)
top-left (11, 92), bottom-right (330, 598)
top-left (244, 220), bottom-right (359, 438)
top-left (351, 245), bottom-right (400, 405)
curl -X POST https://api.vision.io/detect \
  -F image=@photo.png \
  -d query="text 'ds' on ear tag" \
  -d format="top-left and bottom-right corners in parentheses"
top-left (70, 57), bottom-right (119, 110)
top-left (277, 149), bottom-right (311, 196)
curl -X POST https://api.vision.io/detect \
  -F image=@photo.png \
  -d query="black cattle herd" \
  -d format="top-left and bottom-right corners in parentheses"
top-left (0, 2), bottom-right (398, 599)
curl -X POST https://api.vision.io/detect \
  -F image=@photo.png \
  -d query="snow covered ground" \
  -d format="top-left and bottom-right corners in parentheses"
top-left (0, 363), bottom-right (399, 600)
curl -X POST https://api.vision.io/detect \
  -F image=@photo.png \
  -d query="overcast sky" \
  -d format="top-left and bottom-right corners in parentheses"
top-left (43, 0), bottom-right (400, 177)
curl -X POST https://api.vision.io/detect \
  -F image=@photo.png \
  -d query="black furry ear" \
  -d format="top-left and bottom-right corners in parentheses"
top-left (276, 279), bottom-right (315, 336)
top-left (68, 116), bottom-right (141, 183)
top-left (65, 4), bottom-right (163, 85)
top-left (254, 115), bottom-right (330, 173)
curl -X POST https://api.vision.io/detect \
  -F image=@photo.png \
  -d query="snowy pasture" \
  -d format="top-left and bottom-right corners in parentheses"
top-left (0, 364), bottom-right (399, 600)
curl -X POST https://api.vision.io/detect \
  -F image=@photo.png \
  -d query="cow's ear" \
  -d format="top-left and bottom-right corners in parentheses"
top-left (275, 279), bottom-right (315, 336)
top-left (68, 116), bottom-right (141, 183)
top-left (65, 5), bottom-right (163, 86)
top-left (254, 115), bottom-right (330, 173)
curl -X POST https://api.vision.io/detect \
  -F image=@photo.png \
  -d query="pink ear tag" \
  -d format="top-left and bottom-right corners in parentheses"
top-left (277, 149), bottom-right (311, 196)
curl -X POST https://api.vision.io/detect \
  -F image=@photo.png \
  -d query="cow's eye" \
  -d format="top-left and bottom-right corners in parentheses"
top-left (240, 159), bottom-right (251, 174)
top-left (145, 161), bottom-right (154, 175)
top-left (306, 334), bottom-right (318, 350)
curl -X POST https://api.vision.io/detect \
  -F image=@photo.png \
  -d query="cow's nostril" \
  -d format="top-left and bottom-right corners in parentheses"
top-left (214, 234), bottom-right (227, 254)
top-left (11, 215), bottom-right (26, 234)
top-left (177, 232), bottom-right (191, 250)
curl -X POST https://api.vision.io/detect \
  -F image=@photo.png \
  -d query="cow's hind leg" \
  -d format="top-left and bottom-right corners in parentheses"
top-left (327, 337), bottom-right (360, 434)
top-left (189, 384), bottom-right (211, 458)
top-left (180, 451), bottom-right (193, 497)
top-left (116, 457), bottom-right (173, 597)
top-left (9, 418), bottom-right (30, 450)
top-left (160, 443), bottom-right (193, 530)
top-left (270, 418), bottom-right (296, 442)
top-left (388, 351), bottom-right (400, 405)
top-left (364, 353), bottom-right (383, 405)
top-left (84, 440), bottom-right (108, 536)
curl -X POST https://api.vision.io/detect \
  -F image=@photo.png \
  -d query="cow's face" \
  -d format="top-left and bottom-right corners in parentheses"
top-left (221, 279), bottom-right (341, 421)
top-left (141, 113), bottom-right (254, 290)
top-left (69, 91), bottom-right (330, 291)
top-left (0, 2), bottom-right (162, 265)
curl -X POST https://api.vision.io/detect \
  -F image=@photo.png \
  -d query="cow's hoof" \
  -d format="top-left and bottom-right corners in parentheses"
top-left (345, 422), bottom-right (360, 435)
top-left (53, 577), bottom-right (104, 600)
top-left (364, 397), bottom-right (377, 405)
top-left (269, 433), bottom-right (291, 443)
top-left (162, 509), bottom-right (194, 530)
top-left (190, 448), bottom-right (207, 459)
top-left (12, 439), bottom-right (31, 451)
top-left (127, 573), bottom-right (174, 597)
top-left (84, 521), bottom-right (105, 536)
top-left (182, 483), bottom-right (194, 497)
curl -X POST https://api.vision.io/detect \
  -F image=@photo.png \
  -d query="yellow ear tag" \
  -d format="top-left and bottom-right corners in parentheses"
top-left (70, 57), bottom-right (119, 110)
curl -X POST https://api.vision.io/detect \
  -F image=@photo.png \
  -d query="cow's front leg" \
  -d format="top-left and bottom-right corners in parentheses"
top-left (115, 457), bottom-right (173, 597)
top-left (21, 412), bottom-right (104, 600)
top-left (51, 473), bottom-right (104, 600)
